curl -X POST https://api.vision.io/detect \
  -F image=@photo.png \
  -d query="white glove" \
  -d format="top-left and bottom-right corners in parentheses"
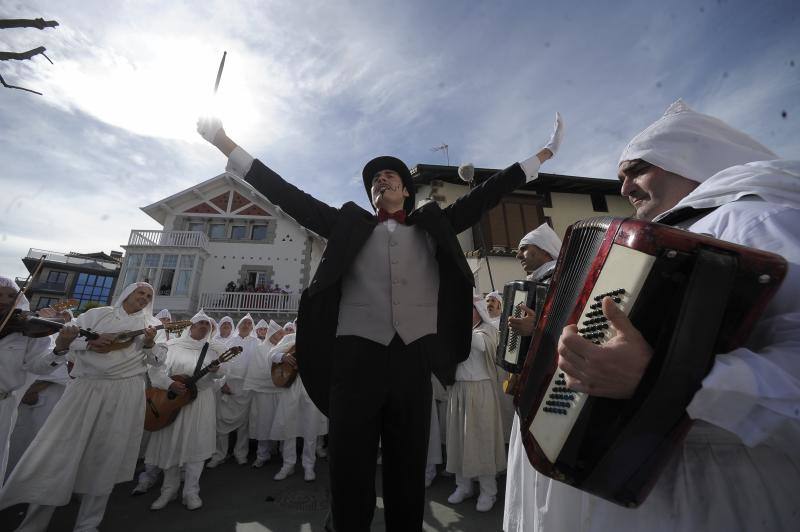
top-left (543, 112), bottom-right (564, 156)
top-left (197, 116), bottom-right (223, 144)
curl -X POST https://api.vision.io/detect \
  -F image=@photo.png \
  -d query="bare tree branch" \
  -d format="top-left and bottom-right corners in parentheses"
top-left (0, 73), bottom-right (42, 95)
top-left (0, 46), bottom-right (48, 61)
top-left (0, 18), bottom-right (59, 30)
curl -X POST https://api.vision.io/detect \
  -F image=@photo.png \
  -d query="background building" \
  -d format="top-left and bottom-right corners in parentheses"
top-left (411, 164), bottom-right (632, 293)
top-left (16, 249), bottom-right (122, 311)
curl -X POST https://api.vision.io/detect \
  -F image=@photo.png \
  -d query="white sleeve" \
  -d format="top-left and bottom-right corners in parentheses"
top-left (144, 343), bottom-right (168, 367)
top-left (685, 206), bottom-right (800, 454)
top-left (226, 146), bottom-right (255, 177)
top-left (148, 362), bottom-right (173, 390)
top-left (518, 154), bottom-right (542, 183)
top-left (23, 335), bottom-right (61, 375)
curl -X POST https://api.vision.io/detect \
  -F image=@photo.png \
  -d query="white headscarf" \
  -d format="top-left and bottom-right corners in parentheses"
top-left (236, 313), bottom-right (256, 337)
top-left (485, 291), bottom-right (502, 305)
top-left (214, 315), bottom-right (234, 339)
top-left (519, 223), bottom-right (562, 260)
top-left (619, 99), bottom-right (777, 184)
top-left (156, 309), bottom-right (172, 320)
top-left (283, 321), bottom-right (296, 333)
top-left (654, 160), bottom-right (800, 221)
top-left (0, 276), bottom-right (29, 311)
top-left (266, 319), bottom-right (282, 338)
top-left (187, 308), bottom-right (214, 341)
top-left (255, 319), bottom-right (269, 330)
top-left (113, 282), bottom-right (156, 318)
top-left (472, 294), bottom-right (493, 326)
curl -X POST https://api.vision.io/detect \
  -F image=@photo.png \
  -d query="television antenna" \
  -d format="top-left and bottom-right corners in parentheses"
top-left (431, 143), bottom-right (449, 165)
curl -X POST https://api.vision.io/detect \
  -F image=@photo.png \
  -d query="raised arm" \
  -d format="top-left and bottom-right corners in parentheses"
top-left (198, 117), bottom-right (340, 238)
top-left (444, 113), bottom-right (563, 234)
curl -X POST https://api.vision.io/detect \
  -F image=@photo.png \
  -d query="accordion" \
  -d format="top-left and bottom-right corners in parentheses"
top-left (496, 280), bottom-right (549, 374)
top-left (515, 217), bottom-right (787, 507)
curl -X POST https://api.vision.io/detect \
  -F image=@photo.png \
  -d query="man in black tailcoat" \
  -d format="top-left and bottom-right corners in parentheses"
top-left (198, 113), bottom-right (562, 531)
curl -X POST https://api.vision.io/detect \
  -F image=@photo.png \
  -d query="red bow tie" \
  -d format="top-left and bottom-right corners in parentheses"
top-left (377, 209), bottom-right (407, 224)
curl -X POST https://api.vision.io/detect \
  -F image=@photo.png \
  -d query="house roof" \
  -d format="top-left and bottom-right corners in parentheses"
top-left (140, 173), bottom-right (325, 241)
top-left (410, 164), bottom-right (623, 196)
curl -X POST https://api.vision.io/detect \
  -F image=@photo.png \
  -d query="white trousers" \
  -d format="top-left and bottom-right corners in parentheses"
top-left (456, 473), bottom-right (497, 498)
top-left (16, 493), bottom-right (110, 532)
top-left (256, 440), bottom-right (277, 460)
top-left (138, 463), bottom-right (160, 485)
top-left (213, 423), bottom-right (248, 462)
top-left (161, 461), bottom-right (204, 497)
top-left (282, 437), bottom-right (316, 469)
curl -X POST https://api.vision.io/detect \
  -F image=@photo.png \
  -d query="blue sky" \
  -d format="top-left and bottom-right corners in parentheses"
top-left (1, 0), bottom-right (798, 278)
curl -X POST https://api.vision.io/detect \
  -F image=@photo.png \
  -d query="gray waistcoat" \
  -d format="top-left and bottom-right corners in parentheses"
top-left (337, 223), bottom-right (440, 345)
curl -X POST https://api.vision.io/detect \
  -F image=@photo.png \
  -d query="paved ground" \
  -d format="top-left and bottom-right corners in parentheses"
top-left (1, 452), bottom-right (507, 531)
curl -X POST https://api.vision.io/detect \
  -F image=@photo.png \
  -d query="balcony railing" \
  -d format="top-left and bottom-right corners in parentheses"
top-left (127, 230), bottom-right (209, 249)
top-left (32, 281), bottom-right (68, 292)
top-left (198, 292), bottom-right (299, 313)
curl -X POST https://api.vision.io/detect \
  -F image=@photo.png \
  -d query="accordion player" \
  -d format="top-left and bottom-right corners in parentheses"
top-left (495, 280), bottom-right (549, 375)
top-left (515, 216), bottom-right (787, 507)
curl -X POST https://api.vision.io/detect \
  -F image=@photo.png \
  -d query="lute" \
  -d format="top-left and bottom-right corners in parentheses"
top-left (90, 320), bottom-right (191, 353)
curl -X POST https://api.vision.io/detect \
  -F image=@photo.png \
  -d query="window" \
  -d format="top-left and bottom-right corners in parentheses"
top-left (230, 225), bottom-right (247, 240)
top-left (36, 297), bottom-right (59, 310)
top-left (252, 225), bottom-right (268, 240)
top-left (476, 195), bottom-right (545, 251)
top-left (46, 271), bottom-right (67, 284)
top-left (72, 273), bottom-right (114, 310)
top-left (158, 255), bottom-right (178, 295)
top-left (208, 224), bottom-right (226, 239)
top-left (174, 255), bottom-right (195, 296)
top-left (188, 221), bottom-right (205, 233)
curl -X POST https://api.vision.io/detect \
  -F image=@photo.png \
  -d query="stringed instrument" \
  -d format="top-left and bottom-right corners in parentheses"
top-left (271, 344), bottom-right (298, 388)
top-left (144, 345), bottom-right (242, 431)
top-left (90, 320), bottom-right (191, 353)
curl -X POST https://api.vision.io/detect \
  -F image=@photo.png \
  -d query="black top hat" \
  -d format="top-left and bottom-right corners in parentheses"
top-left (362, 155), bottom-right (416, 213)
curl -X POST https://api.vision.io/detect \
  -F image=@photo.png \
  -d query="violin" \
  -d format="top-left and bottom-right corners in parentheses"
top-left (0, 308), bottom-right (99, 341)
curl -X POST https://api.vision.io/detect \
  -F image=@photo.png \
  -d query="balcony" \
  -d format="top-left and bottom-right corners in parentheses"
top-left (126, 230), bottom-right (208, 249)
top-left (25, 249), bottom-right (118, 272)
top-left (198, 292), bottom-right (299, 314)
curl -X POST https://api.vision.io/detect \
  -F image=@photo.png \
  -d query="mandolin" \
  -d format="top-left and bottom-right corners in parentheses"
top-left (271, 344), bottom-right (298, 388)
top-left (89, 320), bottom-right (191, 353)
top-left (144, 345), bottom-right (242, 431)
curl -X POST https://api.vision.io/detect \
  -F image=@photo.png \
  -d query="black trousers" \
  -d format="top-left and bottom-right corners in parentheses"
top-left (327, 334), bottom-right (433, 532)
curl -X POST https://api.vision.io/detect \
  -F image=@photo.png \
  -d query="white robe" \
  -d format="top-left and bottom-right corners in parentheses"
top-left (144, 336), bottom-right (225, 469)
top-left (0, 306), bottom-right (167, 507)
top-left (268, 334), bottom-right (328, 441)
top-left (504, 195), bottom-right (800, 531)
top-left (0, 332), bottom-right (55, 482)
top-left (216, 334), bottom-right (258, 433)
top-left (244, 339), bottom-right (285, 440)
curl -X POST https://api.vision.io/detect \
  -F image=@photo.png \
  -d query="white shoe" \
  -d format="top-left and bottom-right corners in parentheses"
top-left (206, 457), bottom-right (225, 469)
top-left (252, 457), bottom-right (269, 468)
top-left (183, 493), bottom-right (203, 510)
top-left (235, 456), bottom-right (248, 466)
top-left (425, 464), bottom-right (437, 488)
top-left (150, 491), bottom-right (178, 510)
top-left (303, 467), bottom-right (316, 482)
top-left (273, 464), bottom-right (295, 481)
top-left (447, 486), bottom-right (475, 504)
top-left (476, 494), bottom-right (496, 512)
top-left (131, 478), bottom-right (156, 496)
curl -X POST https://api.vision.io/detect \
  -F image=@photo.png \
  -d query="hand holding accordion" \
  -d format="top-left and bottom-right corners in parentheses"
top-left (514, 216), bottom-right (787, 508)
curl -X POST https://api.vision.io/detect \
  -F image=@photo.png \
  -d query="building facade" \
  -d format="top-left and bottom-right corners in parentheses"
top-left (411, 164), bottom-right (632, 293)
top-left (17, 249), bottom-right (122, 311)
top-left (114, 173), bottom-right (326, 322)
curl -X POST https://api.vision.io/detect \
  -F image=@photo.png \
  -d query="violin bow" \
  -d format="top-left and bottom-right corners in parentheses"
top-left (0, 255), bottom-right (46, 335)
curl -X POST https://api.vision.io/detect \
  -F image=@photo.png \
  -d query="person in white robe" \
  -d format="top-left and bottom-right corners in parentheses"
top-left (207, 313), bottom-right (259, 467)
top-left (0, 282), bottom-right (166, 532)
top-left (424, 375), bottom-right (444, 488)
top-left (7, 364), bottom-right (70, 476)
top-left (269, 330), bottom-right (328, 482)
top-left (145, 310), bottom-right (225, 511)
top-left (446, 295), bottom-right (506, 512)
top-left (244, 319), bottom-right (286, 468)
top-left (504, 100), bottom-right (800, 531)
top-left (485, 291), bottom-right (502, 330)
top-left (0, 277), bottom-right (64, 484)
top-left (154, 308), bottom-right (173, 343)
